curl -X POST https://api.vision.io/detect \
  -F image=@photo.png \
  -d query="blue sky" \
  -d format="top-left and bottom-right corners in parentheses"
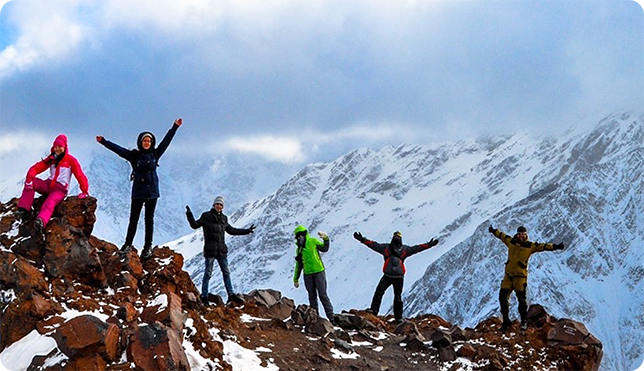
top-left (0, 0), bottom-right (642, 172)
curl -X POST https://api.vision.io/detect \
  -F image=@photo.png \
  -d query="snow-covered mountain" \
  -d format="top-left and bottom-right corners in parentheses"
top-left (167, 112), bottom-right (643, 371)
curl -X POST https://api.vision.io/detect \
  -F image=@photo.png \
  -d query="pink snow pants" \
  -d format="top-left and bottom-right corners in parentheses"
top-left (18, 178), bottom-right (68, 226)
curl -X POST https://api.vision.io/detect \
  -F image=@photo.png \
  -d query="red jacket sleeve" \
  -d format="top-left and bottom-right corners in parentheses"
top-left (26, 160), bottom-right (49, 183)
top-left (71, 156), bottom-right (89, 193)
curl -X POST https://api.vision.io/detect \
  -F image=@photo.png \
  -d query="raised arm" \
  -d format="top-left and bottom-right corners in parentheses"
top-left (314, 232), bottom-right (330, 252)
top-left (185, 206), bottom-right (202, 229)
top-left (353, 232), bottom-right (387, 255)
top-left (489, 225), bottom-right (512, 245)
top-left (405, 238), bottom-right (439, 257)
top-left (97, 136), bottom-right (132, 161)
top-left (155, 119), bottom-right (181, 159)
top-left (532, 241), bottom-right (564, 253)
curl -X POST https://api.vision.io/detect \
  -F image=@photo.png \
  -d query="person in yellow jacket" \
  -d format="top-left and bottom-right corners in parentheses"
top-left (489, 225), bottom-right (564, 332)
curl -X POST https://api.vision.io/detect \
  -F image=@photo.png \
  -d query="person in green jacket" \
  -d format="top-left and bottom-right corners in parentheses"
top-left (489, 225), bottom-right (564, 332)
top-left (293, 225), bottom-right (335, 321)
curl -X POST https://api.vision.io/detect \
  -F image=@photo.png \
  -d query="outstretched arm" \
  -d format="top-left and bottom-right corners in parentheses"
top-left (489, 225), bottom-right (512, 245)
top-left (532, 241), bottom-right (564, 253)
top-left (353, 232), bottom-right (387, 255)
top-left (155, 118), bottom-right (181, 159)
top-left (97, 136), bottom-right (132, 161)
top-left (406, 238), bottom-right (439, 257)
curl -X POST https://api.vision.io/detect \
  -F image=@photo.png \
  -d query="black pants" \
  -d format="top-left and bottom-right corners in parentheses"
top-left (370, 275), bottom-right (404, 320)
top-left (499, 288), bottom-right (527, 324)
top-left (124, 198), bottom-right (157, 248)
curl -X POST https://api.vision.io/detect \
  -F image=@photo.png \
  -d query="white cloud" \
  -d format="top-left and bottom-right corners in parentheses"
top-left (222, 135), bottom-right (305, 164)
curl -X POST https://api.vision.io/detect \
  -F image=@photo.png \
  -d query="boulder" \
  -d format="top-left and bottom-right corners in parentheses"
top-left (547, 318), bottom-right (591, 346)
top-left (53, 315), bottom-right (119, 361)
top-left (0, 251), bottom-right (48, 298)
top-left (141, 291), bottom-right (185, 332)
top-left (430, 329), bottom-right (452, 349)
top-left (127, 323), bottom-right (190, 371)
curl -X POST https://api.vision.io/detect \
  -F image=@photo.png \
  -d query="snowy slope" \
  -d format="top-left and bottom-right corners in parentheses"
top-left (405, 113), bottom-right (644, 371)
top-left (168, 112), bottom-right (643, 371)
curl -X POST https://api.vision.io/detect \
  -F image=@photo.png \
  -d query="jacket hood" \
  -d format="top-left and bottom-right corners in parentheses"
top-left (137, 131), bottom-right (156, 151)
top-left (294, 225), bottom-right (308, 236)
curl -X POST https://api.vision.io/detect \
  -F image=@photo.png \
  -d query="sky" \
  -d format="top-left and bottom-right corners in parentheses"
top-left (0, 0), bottom-right (642, 180)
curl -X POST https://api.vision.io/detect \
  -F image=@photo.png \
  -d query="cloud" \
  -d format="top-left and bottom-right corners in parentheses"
top-left (221, 135), bottom-right (305, 164)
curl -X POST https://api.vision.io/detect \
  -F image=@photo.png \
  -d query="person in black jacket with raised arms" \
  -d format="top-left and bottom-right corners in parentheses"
top-left (186, 196), bottom-right (256, 305)
top-left (96, 118), bottom-right (182, 259)
top-left (354, 230), bottom-right (438, 324)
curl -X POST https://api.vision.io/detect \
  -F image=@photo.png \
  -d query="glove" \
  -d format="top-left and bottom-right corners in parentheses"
top-left (294, 281), bottom-right (299, 288)
top-left (488, 225), bottom-right (495, 234)
top-left (248, 224), bottom-right (256, 233)
top-left (353, 232), bottom-right (365, 243)
top-left (427, 238), bottom-right (438, 247)
top-left (24, 181), bottom-right (34, 190)
top-left (318, 231), bottom-right (328, 239)
top-left (185, 205), bottom-right (191, 213)
top-left (77, 192), bottom-right (89, 199)
top-left (174, 118), bottom-right (183, 127)
top-left (553, 243), bottom-right (565, 250)
top-left (96, 135), bottom-right (104, 143)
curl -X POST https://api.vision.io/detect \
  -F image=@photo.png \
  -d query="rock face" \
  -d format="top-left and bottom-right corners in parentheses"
top-left (0, 197), bottom-right (603, 370)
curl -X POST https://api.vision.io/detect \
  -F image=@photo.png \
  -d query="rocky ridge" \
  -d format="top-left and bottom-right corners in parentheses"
top-left (0, 197), bottom-right (602, 370)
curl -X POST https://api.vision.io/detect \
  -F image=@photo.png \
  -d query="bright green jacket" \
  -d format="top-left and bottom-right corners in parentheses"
top-left (293, 225), bottom-right (329, 282)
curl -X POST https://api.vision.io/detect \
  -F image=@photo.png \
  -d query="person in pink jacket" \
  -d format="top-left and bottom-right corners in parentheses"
top-left (17, 134), bottom-right (89, 232)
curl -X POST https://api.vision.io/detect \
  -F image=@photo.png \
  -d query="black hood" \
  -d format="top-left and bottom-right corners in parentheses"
top-left (137, 131), bottom-right (156, 151)
top-left (391, 235), bottom-right (403, 253)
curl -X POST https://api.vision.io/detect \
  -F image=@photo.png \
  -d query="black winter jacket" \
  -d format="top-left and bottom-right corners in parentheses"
top-left (100, 124), bottom-right (178, 200)
top-left (361, 239), bottom-right (432, 278)
top-left (186, 209), bottom-right (252, 258)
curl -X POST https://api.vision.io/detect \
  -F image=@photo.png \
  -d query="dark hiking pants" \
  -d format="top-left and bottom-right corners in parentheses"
top-left (304, 271), bottom-right (334, 319)
top-left (125, 198), bottom-right (157, 248)
top-left (499, 288), bottom-right (528, 324)
top-left (370, 275), bottom-right (404, 321)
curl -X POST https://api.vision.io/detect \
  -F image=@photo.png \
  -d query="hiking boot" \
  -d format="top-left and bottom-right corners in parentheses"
top-left (228, 293), bottom-right (244, 304)
top-left (395, 318), bottom-right (404, 325)
top-left (200, 296), bottom-right (210, 305)
top-left (330, 315), bottom-right (340, 326)
top-left (34, 218), bottom-right (44, 234)
top-left (120, 244), bottom-right (133, 253)
top-left (520, 320), bottom-right (528, 331)
top-left (16, 208), bottom-right (32, 221)
top-left (500, 320), bottom-right (512, 333)
top-left (141, 246), bottom-right (152, 260)
top-left (365, 308), bottom-right (377, 315)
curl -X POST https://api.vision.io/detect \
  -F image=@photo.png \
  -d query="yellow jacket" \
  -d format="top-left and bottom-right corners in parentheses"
top-left (492, 229), bottom-right (555, 277)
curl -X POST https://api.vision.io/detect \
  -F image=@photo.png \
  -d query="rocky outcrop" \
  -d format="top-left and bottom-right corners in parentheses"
top-left (0, 197), bottom-right (603, 370)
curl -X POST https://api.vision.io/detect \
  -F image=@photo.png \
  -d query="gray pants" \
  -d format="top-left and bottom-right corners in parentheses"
top-left (304, 271), bottom-right (334, 319)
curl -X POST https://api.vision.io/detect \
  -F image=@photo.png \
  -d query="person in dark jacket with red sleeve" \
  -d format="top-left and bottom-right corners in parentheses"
top-left (96, 118), bottom-right (182, 259)
top-left (354, 230), bottom-right (438, 323)
top-left (186, 196), bottom-right (256, 305)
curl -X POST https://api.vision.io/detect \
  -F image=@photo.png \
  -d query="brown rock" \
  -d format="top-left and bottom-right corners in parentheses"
top-left (404, 334), bottom-right (427, 352)
top-left (141, 291), bottom-right (185, 332)
top-left (53, 315), bottom-right (119, 361)
top-left (457, 343), bottom-right (477, 359)
top-left (116, 302), bottom-right (137, 323)
top-left (62, 353), bottom-right (107, 371)
top-left (0, 251), bottom-right (49, 298)
top-left (547, 318), bottom-right (590, 345)
top-left (52, 196), bottom-right (97, 238)
top-left (128, 322), bottom-right (190, 371)
top-left (393, 321), bottom-right (422, 338)
top-left (42, 221), bottom-right (107, 287)
top-left (1, 296), bottom-right (62, 349)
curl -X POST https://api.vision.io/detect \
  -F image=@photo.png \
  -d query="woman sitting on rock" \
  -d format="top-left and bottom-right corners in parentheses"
top-left (17, 134), bottom-right (89, 232)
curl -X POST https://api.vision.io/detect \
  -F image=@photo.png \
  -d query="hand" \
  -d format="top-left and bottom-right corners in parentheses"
top-left (294, 281), bottom-right (299, 288)
top-left (353, 232), bottom-right (365, 243)
top-left (553, 243), bottom-right (565, 250)
top-left (96, 135), bottom-right (104, 143)
top-left (77, 192), bottom-right (89, 199)
top-left (427, 238), bottom-right (438, 247)
top-left (174, 118), bottom-right (183, 127)
top-left (248, 224), bottom-right (256, 233)
top-left (24, 181), bottom-right (33, 190)
top-left (185, 205), bottom-right (191, 213)
top-left (318, 231), bottom-right (328, 239)
top-left (488, 225), bottom-right (495, 234)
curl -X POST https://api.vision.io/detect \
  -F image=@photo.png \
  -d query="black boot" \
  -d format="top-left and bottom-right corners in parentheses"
top-left (141, 245), bottom-right (152, 260)
top-left (120, 244), bottom-right (133, 253)
top-left (500, 319), bottom-right (512, 332)
top-left (34, 218), bottom-right (44, 234)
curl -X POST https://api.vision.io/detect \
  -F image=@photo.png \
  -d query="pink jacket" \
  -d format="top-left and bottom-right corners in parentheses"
top-left (26, 134), bottom-right (89, 193)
